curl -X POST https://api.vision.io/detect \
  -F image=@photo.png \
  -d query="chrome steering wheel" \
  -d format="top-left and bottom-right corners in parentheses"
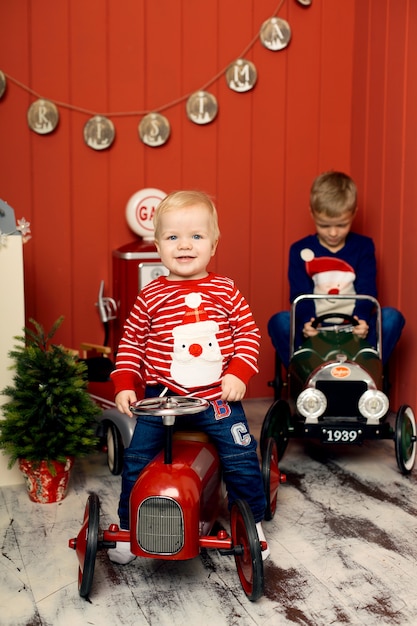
top-left (130, 396), bottom-right (209, 417)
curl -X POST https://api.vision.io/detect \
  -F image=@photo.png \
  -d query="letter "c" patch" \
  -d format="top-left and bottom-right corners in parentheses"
top-left (231, 423), bottom-right (251, 446)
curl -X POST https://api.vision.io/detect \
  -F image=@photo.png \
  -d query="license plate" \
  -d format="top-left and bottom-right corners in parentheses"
top-left (321, 427), bottom-right (363, 444)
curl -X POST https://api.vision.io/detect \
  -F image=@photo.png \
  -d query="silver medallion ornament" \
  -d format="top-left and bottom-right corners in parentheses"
top-left (139, 112), bottom-right (170, 147)
top-left (226, 59), bottom-right (257, 93)
top-left (27, 99), bottom-right (59, 134)
top-left (83, 115), bottom-right (115, 150)
top-left (0, 70), bottom-right (6, 99)
top-left (260, 17), bottom-right (292, 51)
top-left (186, 91), bottom-right (218, 125)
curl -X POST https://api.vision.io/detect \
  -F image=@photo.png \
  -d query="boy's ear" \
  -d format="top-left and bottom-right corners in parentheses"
top-left (211, 239), bottom-right (219, 256)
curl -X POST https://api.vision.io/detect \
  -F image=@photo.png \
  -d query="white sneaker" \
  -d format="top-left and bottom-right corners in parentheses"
top-left (256, 522), bottom-right (271, 561)
top-left (108, 541), bottom-right (136, 565)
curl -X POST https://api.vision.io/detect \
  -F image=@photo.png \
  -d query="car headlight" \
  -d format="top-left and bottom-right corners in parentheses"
top-left (358, 390), bottom-right (389, 420)
top-left (296, 388), bottom-right (327, 421)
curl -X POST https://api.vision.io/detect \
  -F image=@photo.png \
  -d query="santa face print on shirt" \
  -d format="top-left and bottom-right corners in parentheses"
top-left (171, 292), bottom-right (223, 387)
top-left (301, 248), bottom-right (356, 317)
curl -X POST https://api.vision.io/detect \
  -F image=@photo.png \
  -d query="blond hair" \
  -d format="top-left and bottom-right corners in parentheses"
top-left (153, 190), bottom-right (220, 241)
top-left (310, 171), bottom-right (357, 217)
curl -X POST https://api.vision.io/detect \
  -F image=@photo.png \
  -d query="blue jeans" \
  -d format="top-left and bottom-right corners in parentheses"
top-left (118, 387), bottom-right (266, 529)
top-left (268, 306), bottom-right (405, 368)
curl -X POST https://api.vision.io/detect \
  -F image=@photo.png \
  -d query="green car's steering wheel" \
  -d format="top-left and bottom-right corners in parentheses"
top-left (311, 312), bottom-right (359, 330)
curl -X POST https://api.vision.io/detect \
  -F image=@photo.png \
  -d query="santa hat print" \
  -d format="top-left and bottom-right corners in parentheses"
top-left (181, 292), bottom-right (209, 324)
top-left (300, 248), bottom-right (356, 294)
top-left (300, 248), bottom-right (355, 281)
top-left (172, 292), bottom-right (219, 338)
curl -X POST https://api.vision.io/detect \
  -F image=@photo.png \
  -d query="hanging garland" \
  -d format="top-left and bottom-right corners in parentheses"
top-left (0, 0), bottom-right (311, 151)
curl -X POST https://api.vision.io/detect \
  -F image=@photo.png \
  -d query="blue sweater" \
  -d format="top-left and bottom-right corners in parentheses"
top-left (288, 232), bottom-right (377, 324)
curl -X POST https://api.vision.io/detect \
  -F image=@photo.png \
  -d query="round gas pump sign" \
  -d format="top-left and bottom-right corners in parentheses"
top-left (125, 188), bottom-right (166, 240)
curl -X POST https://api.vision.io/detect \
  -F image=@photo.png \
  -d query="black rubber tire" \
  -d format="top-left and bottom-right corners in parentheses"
top-left (262, 437), bottom-right (279, 521)
top-left (260, 399), bottom-right (291, 461)
top-left (106, 422), bottom-right (124, 475)
top-left (395, 405), bottom-right (416, 475)
top-left (78, 493), bottom-right (100, 598)
top-left (230, 499), bottom-right (264, 602)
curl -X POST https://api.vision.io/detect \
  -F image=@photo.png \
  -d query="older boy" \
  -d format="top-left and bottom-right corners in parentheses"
top-left (268, 171), bottom-right (405, 369)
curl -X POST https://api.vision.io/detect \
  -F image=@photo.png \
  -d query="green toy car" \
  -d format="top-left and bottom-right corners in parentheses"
top-left (261, 294), bottom-right (416, 475)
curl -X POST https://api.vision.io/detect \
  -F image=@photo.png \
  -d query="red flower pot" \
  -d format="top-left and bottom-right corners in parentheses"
top-left (18, 457), bottom-right (75, 503)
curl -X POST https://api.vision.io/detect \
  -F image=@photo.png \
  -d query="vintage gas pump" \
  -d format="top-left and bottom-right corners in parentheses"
top-left (109, 188), bottom-right (169, 354)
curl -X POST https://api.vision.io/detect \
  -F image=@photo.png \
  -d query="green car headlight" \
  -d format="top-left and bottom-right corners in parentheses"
top-left (296, 388), bottom-right (327, 420)
top-left (358, 390), bottom-right (389, 420)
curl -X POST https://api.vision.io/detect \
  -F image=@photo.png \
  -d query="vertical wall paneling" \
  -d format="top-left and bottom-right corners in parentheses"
top-left (29, 1), bottom-right (73, 344)
top-left (283, 1), bottom-right (329, 250)
top-left (9, 2), bottom-right (417, 401)
top-left (216, 0), bottom-right (254, 298)
top-left (351, 0), bottom-right (417, 408)
top-left (251, 0), bottom-right (297, 394)
top-left (362, 2), bottom-right (388, 256)
top-left (350, 0), bottom-right (370, 236)
top-left (107, 0), bottom-right (147, 263)
top-left (68, 2), bottom-right (112, 348)
top-left (0, 2), bottom-right (33, 318)
top-left (181, 3), bottom-right (219, 195)
top-left (397, 0), bottom-right (417, 402)
top-left (143, 1), bottom-right (183, 192)
top-left (318, 3), bottom-right (354, 172)
top-left (380, 0), bottom-right (408, 308)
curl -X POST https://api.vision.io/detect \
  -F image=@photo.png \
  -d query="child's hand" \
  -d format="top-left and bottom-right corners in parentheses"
top-left (115, 390), bottom-right (137, 418)
top-left (221, 374), bottom-right (246, 402)
top-left (303, 318), bottom-right (319, 338)
top-left (352, 317), bottom-right (369, 338)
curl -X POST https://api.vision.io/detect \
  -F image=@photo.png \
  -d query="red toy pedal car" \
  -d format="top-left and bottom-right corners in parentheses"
top-left (69, 396), bottom-right (285, 602)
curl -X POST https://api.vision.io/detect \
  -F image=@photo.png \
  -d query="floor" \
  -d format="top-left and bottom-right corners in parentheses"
top-left (1, 398), bottom-right (417, 626)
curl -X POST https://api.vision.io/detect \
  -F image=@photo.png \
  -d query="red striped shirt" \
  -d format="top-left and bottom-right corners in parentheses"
top-left (111, 273), bottom-right (260, 400)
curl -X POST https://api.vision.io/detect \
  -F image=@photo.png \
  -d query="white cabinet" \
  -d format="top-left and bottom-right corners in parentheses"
top-left (0, 215), bottom-right (25, 485)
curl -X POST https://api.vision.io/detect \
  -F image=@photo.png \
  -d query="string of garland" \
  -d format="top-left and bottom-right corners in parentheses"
top-left (3, 0), bottom-right (288, 119)
top-left (0, 0), bottom-right (311, 149)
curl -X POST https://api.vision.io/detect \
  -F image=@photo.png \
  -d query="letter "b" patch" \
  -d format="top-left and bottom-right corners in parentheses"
top-left (211, 400), bottom-right (232, 420)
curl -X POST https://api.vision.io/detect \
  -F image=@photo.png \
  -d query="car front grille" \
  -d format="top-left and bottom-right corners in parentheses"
top-left (316, 380), bottom-right (368, 417)
top-left (137, 496), bottom-right (184, 554)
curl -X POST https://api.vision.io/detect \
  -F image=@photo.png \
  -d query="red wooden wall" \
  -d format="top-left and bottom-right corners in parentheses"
top-left (350, 0), bottom-right (417, 408)
top-left (1, 0), bottom-right (414, 407)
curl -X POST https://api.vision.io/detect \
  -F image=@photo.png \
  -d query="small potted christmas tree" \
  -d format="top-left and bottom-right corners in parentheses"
top-left (0, 316), bottom-right (101, 502)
